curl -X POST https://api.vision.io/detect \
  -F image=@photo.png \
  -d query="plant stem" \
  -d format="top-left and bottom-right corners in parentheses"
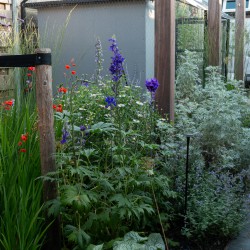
top-left (151, 182), bottom-right (169, 250)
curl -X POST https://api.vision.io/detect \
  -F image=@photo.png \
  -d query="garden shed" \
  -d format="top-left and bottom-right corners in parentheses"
top-left (25, 0), bottom-right (155, 88)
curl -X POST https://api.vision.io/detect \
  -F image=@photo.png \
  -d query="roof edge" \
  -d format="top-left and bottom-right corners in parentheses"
top-left (25, 0), bottom-right (146, 9)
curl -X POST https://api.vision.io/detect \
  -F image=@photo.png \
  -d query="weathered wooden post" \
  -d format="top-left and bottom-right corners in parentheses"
top-left (208, 0), bottom-right (222, 66)
top-left (155, 0), bottom-right (175, 122)
top-left (35, 48), bottom-right (61, 250)
top-left (235, 0), bottom-right (245, 81)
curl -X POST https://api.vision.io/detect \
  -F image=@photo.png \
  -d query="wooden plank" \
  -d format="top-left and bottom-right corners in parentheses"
top-left (155, 0), bottom-right (175, 122)
top-left (235, 0), bottom-right (245, 81)
top-left (207, 0), bottom-right (222, 66)
top-left (35, 48), bottom-right (61, 250)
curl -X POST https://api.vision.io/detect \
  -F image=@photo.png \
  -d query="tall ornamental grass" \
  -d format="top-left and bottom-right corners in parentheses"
top-left (0, 20), bottom-right (49, 249)
top-left (0, 94), bottom-right (47, 249)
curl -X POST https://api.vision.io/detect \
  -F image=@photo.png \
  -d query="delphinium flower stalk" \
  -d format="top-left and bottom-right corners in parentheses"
top-left (145, 77), bottom-right (159, 147)
top-left (145, 77), bottom-right (159, 104)
top-left (95, 38), bottom-right (104, 84)
top-left (109, 37), bottom-right (125, 96)
top-left (145, 77), bottom-right (168, 250)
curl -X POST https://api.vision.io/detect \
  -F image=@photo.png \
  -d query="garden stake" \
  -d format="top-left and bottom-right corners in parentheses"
top-left (184, 135), bottom-right (191, 217)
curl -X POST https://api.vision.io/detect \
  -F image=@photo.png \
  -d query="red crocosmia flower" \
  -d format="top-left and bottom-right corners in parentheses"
top-left (28, 66), bottom-right (35, 71)
top-left (58, 87), bottom-right (68, 93)
top-left (19, 148), bottom-right (27, 153)
top-left (53, 104), bottom-right (63, 112)
top-left (18, 141), bottom-right (22, 146)
top-left (65, 65), bottom-right (71, 70)
top-left (72, 63), bottom-right (76, 67)
top-left (3, 99), bottom-right (14, 110)
top-left (56, 104), bottom-right (63, 112)
top-left (4, 100), bottom-right (13, 106)
top-left (27, 73), bottom-right (32, 77)
top-left (71, 70), bottom-right (76, 75)
top-left (21, 134), bottom-right (28, 142)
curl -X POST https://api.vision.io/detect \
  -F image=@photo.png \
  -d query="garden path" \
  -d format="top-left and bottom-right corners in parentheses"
top-left (226, 194), bottom-right (250, 250)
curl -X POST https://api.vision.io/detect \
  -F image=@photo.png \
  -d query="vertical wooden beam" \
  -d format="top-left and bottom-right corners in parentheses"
top-left (235, 0), bottom-right (245, 81)
top-left (155, 0), bottom-right (175, 122)
top-left (208, 0), bottom-right (222, 66)
top-left (35, 48), bottom-right (61, 250)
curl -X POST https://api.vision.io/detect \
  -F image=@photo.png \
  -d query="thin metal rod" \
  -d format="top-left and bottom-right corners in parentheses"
top-left (184, 136), bottom-right (190, 216)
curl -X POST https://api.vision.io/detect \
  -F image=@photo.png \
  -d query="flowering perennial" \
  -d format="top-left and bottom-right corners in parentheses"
top-left (2, 99), bottom-right (14, 110)
top-left (105, 96), bottom-right (117, 108)
top-left (61, 129), bottom-right (70, 144)
top-left (18, 133), bottom-right (28, 153)
top-left (145, 78), bottom-right (159, 93)
top-left (28, 66), bottom-right (35, 71)
top-left (58, 87), bottom-right (68, 93)
top-left (109, 38), bottom-right (125, 82)
top-left (53, 104), bottom-right (63, 113)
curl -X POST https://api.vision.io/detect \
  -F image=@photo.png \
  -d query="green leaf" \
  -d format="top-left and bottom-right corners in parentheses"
top-left (45, 199), bottom-right (61, 217)
top-left (90, 122), bottom-right (117, 133)
top-left (62, 185), bottom-right (90, 208)
top-left (145, 233), bottom-right (165, 250)
top-left (124, 231), bottom-right (147, 243)
top-left (64, 225), bottom-right (90, 247)
top-left (86, 244), bottom-right (103, 250)
top-left (113, 240), bottom-right (145, 250)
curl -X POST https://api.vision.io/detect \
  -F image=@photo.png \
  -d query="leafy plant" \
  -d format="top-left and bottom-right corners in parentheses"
top-left (48, 38), bottom-right (174, 249)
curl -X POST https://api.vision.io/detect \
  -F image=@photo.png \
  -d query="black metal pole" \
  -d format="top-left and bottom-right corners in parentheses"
top-left (184, 135), bottom-right (191, 216)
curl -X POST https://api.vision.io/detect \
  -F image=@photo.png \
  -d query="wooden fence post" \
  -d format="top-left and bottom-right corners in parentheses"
top-left (235, 0), bottom-right (245, 81)
top-left (155, 0), bottom-right (175, 122)
top-left (35, 48), bottom-right (61, 250)
top-left (208, 0), bottom-right (222, 66)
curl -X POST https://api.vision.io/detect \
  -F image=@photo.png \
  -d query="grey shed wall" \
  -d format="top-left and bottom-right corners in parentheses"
top-left (35, 1), bottom-right (155, 90)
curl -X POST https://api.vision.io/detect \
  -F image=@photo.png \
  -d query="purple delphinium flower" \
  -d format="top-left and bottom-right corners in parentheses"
top-left (81, 80), bottom-right (89, 87)
top-left (0, 15), bottom-right (6, 19)
top-left (80, 125), bottom-right (86, 131)
top-left (60, 129), bottom-right (70, 144)
top-left (145, 78), bottom-right (159, 93)
top-left (109, 37), bottom-right (125, 82)
top-left (105, 96), bottom-right (117, 108)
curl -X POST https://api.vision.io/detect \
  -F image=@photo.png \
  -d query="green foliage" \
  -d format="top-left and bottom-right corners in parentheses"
top-left (49, 39), bottom-right (174, 249)
top-left (0, 97), bottom-right (47, 249)
top-left (158, 51), bottom-right (250, 248)
top-left (113, 231), bottom-right (165, 250)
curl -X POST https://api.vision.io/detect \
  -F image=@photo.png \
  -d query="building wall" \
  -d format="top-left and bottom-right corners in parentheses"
top-left (37, 1), bottom-right (153, 90)
top-left (145, 0), bottom-right (154, 80)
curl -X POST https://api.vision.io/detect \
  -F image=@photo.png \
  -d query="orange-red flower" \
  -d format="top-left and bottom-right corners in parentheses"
top-left (18, 141), bottom-right (22, 146)
top-left (27, 73), bottom-right (32, 77)
top-left (2, 99), bottom-right (14, 110)
top-left (19, 148), bottom-right (27, 153)
top-left (53, 104), bottom-right (63, 113)
top-left (56, 104), bottom-right (63, 112)
top-left (21, 133), bottom-right (28, 142)
top-left (72, 63), bottom-right (76, 67)
top-left (58, 87), bottom-right (68, 93)
top-left (65, 65), bottom-right (71, 70)
top-left (4, 100), bottom-right (14, 106)
top-left (28, 66), bottom-right (35, 71)
top-left (71, 70), bottom-right (76, 75)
